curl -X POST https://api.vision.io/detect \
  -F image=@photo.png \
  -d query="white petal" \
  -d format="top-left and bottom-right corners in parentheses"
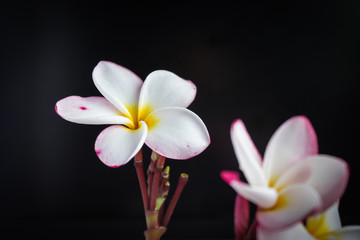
top-left (144, 107), bottom-right (210, 159)
top-left (230, 119), bottom-right (267, 187)
top-left (324, 226), bottom-right (360, 240)
top-left (94, 121), bottom-right (148, 167)
top-left (92, 61), bottom-right (143, 122)
top-left (138, 70), bottom-right (196, 120)
top-left (257, 185), bottom-right (321, 230)
top-left (263, 116), bottom-right (318, 185)
top-left (306, 202), bottom-right (341, 238)
top-left (274, 155), bottom-right (349, 213)
top-left (229, 179), bottom-right (278, 209)
top-left (257, 224), bottom-right (316, 240)
top-left (55, 96), bottom-right (133, 126)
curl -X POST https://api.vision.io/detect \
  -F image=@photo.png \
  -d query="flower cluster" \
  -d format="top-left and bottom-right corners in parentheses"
top-left (56, 61), bottom-right (359, 240)
top-left (221, 116), bottom-right (360, 239)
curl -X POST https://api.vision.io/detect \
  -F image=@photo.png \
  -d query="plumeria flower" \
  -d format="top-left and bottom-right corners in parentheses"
top-left (257, 201), bottom-right (360, 240)
top-left (56, 61), bottom-right (210, 167)
top-left (221, 116), bottom-right (349, 230)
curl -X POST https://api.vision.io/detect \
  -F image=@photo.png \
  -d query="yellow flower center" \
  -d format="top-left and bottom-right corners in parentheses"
top-left (306, 213), bottom-right (331, 238)
top-left (123, 103), bottom-right (160, 130)
top-left (138, 104), bottom-right (154, 122)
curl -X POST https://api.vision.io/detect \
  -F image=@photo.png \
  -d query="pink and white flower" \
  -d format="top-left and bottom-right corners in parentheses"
top-left (221, 116), bottom-right (349, 230)
top-left (56, 61), bottom-right (210, 167)
top-left (257, 201), bottom-right (360, 240)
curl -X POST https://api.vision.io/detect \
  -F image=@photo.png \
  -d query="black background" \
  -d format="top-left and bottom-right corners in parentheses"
top-left (2, 1), bottom-right (359, 239)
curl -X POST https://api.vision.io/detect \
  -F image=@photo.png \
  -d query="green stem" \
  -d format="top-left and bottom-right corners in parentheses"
top-left (145, 211), bottom-right (166, 240)
top-left (145, 210), bottom-right (159, 229)
top-left (144, 226), bottom-right (167, 240)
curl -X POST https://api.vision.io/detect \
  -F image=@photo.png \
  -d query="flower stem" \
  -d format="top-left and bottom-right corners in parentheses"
top-left (144, 226), bottom-right (167, 240)
top-left (136, 151), bottom-right (189, 240)
top-left (134, 150), bottom-right (149, 211)
top-left (145, 210), bottom-right (159, 229)
top-left (159, 166), bottom-right (170, 196)
top-left (162, 173), bottom-right (188, 227)
top-left (147, 152), bottom-right (158, 198)
top-left (145, 209), bottom-right (166, 240)
top-left (157, 168), bottom-right (170, 223)
top-left (149, 155), bottom-right (165, 211)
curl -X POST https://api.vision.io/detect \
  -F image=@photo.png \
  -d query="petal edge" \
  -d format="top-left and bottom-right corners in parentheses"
top-left (56, 96), bottom-right (132, 126)
top-left (231, 119), bottom-right (267, 187)
top-left (138, 70), bottom-right (196, 120)
top-left (92, 61), bottom-right (143, 121)
top-left (263, 116), bottom-right (318, 185)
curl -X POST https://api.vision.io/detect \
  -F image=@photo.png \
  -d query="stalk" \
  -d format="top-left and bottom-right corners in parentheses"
top-left (149, 155), bottom-right (165, 211)
top-left (134, 150), bottom-right (149, 211)
top-left (162, 173), bottom-right (188, 227)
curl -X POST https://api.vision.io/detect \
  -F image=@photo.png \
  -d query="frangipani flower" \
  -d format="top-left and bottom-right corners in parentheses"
top-left (257, 202), bottom-right (360, 240)
top-left (56, 61), bottom-right (210, 167)
top-left (221, 116), bottom-right (349, 230)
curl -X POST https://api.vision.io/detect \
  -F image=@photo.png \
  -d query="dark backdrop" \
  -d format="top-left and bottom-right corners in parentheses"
top-left (2, 1), bottom-right (359, 239)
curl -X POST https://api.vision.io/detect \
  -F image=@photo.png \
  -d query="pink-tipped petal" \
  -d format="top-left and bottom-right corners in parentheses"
top-left (55, 96), bottom-right (132, 126)
top-left (92, 61), bottom-right (143, 121)
top-left (257, 224), bottom-right (316, 240)
top-left (263, 116), bottom-right (318, 185)
top-left (94, 121), bottom-right (148, 167)
top-left (306, 202), bottom-right (341, 237)
top-left (325, 226), bottom-right (360, 240)
top-left (144, 107), bottom-right (210, 160)
top-left (220, 171), bottom-right (240, 185)
top-left (274, 155), bottom-right (349, 213)
top-left (231, 119), bottom-right (267, 187)
top-left (234, 194), bottom-right (250, 240)
top-left (229, 179), bottom-right (278, 209)
top-left (257, 185), bottom-right (321, 230)
top-left (138, 70), bottom-right (196, 120)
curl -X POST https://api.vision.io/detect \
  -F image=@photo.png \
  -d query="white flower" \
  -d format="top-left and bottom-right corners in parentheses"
top-left (257, 202), bottom-right (360, 240)
top-left (56, 61), bottom-right (210, 167)
top-left (221, 116), bottom-right (349, 230)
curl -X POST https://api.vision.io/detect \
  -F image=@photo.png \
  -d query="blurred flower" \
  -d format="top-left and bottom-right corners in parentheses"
top-left (56, 61), bottom-right (210, 167)
top-left (221, 116), bottom-right (349, 230)
top-left (257, 201), bottom-right (360, 240)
